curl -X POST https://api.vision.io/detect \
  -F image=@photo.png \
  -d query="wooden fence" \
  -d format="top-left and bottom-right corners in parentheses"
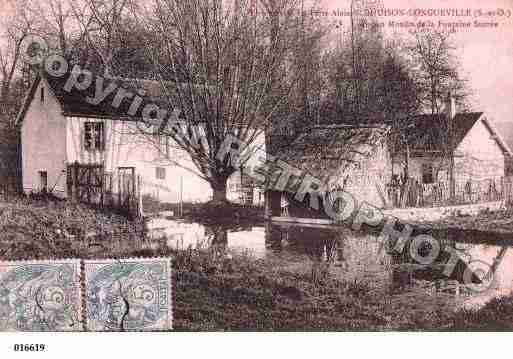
top-left (0, 176), bottom-right (18, 200)
top-left (387, 176), bottom-right (511, 208)
top-left (67, 162), bottom-right (142, 217)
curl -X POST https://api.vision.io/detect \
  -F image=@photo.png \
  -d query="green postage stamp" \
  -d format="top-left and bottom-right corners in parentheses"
top-left (84, 258), bottom-right (172, 331)
top-left (0, 260), bottom-right (82, 331)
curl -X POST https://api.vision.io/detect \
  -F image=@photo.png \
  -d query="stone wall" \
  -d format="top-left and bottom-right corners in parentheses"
top-left (333, 137), bottom-right (392, 210)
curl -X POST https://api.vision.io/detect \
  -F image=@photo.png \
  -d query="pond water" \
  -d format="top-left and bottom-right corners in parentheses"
top-left (147, 218), bottom-right (513, 309)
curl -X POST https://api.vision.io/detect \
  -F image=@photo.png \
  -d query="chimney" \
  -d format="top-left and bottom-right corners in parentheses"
top-left (444, 92), bottom-right (456, 120)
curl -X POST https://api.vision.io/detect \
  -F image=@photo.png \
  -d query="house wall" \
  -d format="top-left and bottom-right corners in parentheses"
top-left (20, 76), bottom-right (266, 205)
top-left (21, 78), bottom-right (68, 197)
top-left (66, 117), bottom-right (212, 203)
top-left (454, 118), bottom-right (505, 182)
top-left (392, 119), bottom-right (505, 185)
top-left (66, 118), bottom-right (266, 204)
top-left (332, 139), bottom-right (392, 210)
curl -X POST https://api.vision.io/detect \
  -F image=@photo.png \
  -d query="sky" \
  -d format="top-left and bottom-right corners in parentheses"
top-left (1, 0), bottom-right (512, 135)
top-left (319, 0), bottom-right (513, 138)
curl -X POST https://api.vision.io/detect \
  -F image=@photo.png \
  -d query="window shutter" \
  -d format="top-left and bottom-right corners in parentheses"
top-left (98, 122), bottom-right (105, 150)
top-left (84, 123), bottom-right (92, 150)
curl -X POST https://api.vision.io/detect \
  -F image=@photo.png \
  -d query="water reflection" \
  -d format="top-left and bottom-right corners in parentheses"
top-left (146, 218), bottom-right (513, 308)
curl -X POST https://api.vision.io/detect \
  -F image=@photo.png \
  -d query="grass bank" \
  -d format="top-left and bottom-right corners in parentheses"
top-left (171, 247), bottom-right (462, 331)
top-left (0, 196), bottom-right (141, 260)
top-left (451, 296), bottom-right (513, 330)
top-left (0, 197), bottom-right (508, 330)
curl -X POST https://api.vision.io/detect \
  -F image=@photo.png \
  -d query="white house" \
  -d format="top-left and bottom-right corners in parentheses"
top-left (391, 97), bottom-right (512, 186)
top-left (17, 70), bottom-right (264, 206)
top-left (387, 95), bottom-right (513, 207)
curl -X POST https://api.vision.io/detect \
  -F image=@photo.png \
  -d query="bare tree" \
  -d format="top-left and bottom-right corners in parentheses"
top-left (0, 0), bottom-right (39, 111)
top-left (25, 0), bottom-right (73, 55)
top-left (409, 31), bottom-right (469, 115)
top-left (122, 0), bottom-right (304, 202)
top-left (0, 0), bottom-right (43, 192)
top-left (70, 0), bottom-right (134, 77)
top-left (409, 31), bottom-right (470, 201)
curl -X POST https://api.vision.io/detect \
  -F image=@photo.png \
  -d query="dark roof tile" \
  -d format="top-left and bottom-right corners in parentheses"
top-left (277, 125), bottom-right (389, 187)
top-left (405, 112), bottom-right (483, 152)
top-left (44, 71), bottom-right (175, 120)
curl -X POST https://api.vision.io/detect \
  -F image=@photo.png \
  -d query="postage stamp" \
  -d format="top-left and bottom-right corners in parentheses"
top-left (0, 260), bottom-right (82, 332)
top-left (84, 258), bottom-right (172, 331)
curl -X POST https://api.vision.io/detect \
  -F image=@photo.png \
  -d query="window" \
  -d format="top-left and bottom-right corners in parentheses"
top-left (422, 163), bottom-right (434, 184)
top-left (84, 122), bottom-right (105, 151)
top-left (156, 167), bottom-right (166, 180)
top-left (39, 171), bottom-right (47, 192)
top-left (40, 87), bottom-right (44, 103)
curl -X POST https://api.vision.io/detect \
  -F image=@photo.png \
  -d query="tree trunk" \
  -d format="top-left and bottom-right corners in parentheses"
top-left (265, 189), bottom-right (282, 218)
top-left (211, 177), bottom-right (228, 203)
top-left (449, 150), bottom-right (456, 203)
top-left (404, 143), bottom-right (410, 180)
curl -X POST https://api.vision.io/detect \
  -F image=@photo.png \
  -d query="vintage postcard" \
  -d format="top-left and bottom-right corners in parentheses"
top-left (84, 258), bottom-right (172, 331)
top-left (1, 0), bottom-right (513, 353)
top-left (0, 260), bottom-right (82, 331)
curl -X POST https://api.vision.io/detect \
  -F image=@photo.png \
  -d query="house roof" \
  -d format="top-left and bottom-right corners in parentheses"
top-left (46, 71), bottom-right (175, 120)
top-left (15, 75), bottom-right (43, 126)
top-left (276, 125), bottom-right (390, 190)
top-left (16, 69), bottom-right (245, 127)
top-left (16, 70), bottom-right (180, 126)
top-left (401, 112), bottom-right (513, 157)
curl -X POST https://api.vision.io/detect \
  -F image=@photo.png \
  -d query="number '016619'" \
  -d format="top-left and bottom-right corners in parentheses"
top-left (13, 344), bottom-right (46, 352)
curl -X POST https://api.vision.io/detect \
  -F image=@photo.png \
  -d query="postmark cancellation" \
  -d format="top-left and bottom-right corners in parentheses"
top-left (84, 257), bottom-right (172, 331)
top-left (0, 259), bottom-right (82, 331)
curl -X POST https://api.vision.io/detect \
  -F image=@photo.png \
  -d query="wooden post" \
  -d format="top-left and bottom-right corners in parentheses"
top-left (501, 177), bottom-right (504, 202)
top-left (100, 165), bottom-right (105, 208)
top-left (240, 166), bottom-right (244, 204)
top-left (118, 174), bottom-right (121, 208)
top-left (73, 162), bottom-right (79, 202)
top-left (110, 173), bottom-right (113, 207)
top-left (137, 175), bottom-right (143, 217)
top-left (66, 164), bottom-right (72, 199)
top-left (449, 156), bottom-right (455, 204)
top-left (400, 178), bottom-right (411, 208)
top-left (86, 165), bottom-right (92, 204)
top-left (468, 178), bottom-right (472, 203)
top-left (179, 176), bottom-right (183, 217)
top-left (265, 189), bottom-right (281, 217)
top-left (130, 168), bottom-right (135, 215)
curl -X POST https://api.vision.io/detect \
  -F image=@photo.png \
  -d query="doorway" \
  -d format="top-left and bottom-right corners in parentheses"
top-left (39, 171), bottom-right (48, 193)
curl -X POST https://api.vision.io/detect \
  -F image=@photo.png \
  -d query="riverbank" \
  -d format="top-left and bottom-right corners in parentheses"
top-left (451, 295), bottom-right (513, 330)
top-left (413, 208), bottom-right (513, 234)
top-left (0, 197), bottom-right (510, 330)
top-left (173, 246), bottom-right (464, 331)
top-left (0, 196), bottom-right (141, 259)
